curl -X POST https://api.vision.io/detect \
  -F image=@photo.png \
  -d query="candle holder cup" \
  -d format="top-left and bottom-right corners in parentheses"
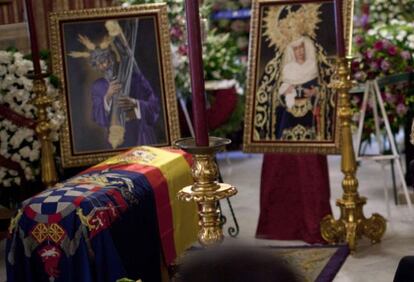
top-left (175, 137), bottom-right (237, 246)
top-left (320, 57), bottom-right (386, 252)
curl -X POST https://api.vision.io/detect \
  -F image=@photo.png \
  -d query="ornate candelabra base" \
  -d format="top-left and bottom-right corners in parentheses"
top-left (320, 57), bottom-right (386, 252)
top-left (321, 197), bottom-right (386, 252)
top-left (175, 137), bottom-right (237, 247)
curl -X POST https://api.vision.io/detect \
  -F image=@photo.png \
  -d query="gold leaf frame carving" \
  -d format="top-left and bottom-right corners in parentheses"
top-left (49, 4), bottom-right (180, 168)
top-left (243, 0), bottom-right (354, 154)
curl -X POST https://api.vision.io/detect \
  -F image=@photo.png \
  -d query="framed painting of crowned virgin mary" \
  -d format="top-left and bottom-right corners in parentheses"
top-left (243, 0), bottom-right (353, 153)
top-left (49, 4), bottom-right (180, 168)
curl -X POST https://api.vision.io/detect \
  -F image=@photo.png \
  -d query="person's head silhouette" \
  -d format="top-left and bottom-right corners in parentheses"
top-left (173, 245), bottom-right (300, 282)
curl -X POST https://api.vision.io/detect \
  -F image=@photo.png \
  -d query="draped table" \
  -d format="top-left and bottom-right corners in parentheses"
top-left (256, 153), bottom-right (332, 244)
top-left (6, 146), bottom-right (198, 282)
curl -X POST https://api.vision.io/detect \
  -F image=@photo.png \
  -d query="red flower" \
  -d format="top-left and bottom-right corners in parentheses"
top-left (178, 45), bottom-right (188, 55)
top-left (374, 40), bottom-right (384, 51)
top-left (351, 61), bottom-right (360, 71)
top-left (354, 35), bottom-right (364, 45)
top-left (387, 45), bottom-right (398, 56)
top-left (170, 26), bottom-right (183, 39)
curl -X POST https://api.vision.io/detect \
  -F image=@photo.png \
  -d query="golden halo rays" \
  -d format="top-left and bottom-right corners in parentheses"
top-left (263, 4), bottom-right (322, 51)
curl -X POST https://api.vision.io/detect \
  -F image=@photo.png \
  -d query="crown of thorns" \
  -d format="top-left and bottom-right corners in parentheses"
top-left (68, 20), bottom-right (122, 63)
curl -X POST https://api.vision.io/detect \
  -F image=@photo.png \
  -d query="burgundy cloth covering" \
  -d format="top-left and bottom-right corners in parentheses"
top-left (207, 87), bottom-right (237, 130)
top-left (256, 153), bottom-right (332, 244)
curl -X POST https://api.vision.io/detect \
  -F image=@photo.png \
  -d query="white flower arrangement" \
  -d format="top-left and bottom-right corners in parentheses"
top-left (366, 20), bottom-right (414, 55)
top-left (368, 0), bottom-right (414, 25)
top-left (0, 50), bottom-right (64, 187)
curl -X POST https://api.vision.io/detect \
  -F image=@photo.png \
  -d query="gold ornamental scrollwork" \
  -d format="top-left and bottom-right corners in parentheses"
top-left (177, 184), bottom-right (237, 203)
top-left (362, 214), bottom-right (387, 244)
top-left (177, 184), bottom-right (237, 246)
top-left (175, 137), bottom-right (238, 247)
top-left (281, 124), bottom-right (315, 141)
top-left (191, 154), bottom-right (220, 191)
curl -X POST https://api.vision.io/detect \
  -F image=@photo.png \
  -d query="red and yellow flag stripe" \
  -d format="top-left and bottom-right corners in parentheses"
top-left (87, 146), bottom-right (198, 265)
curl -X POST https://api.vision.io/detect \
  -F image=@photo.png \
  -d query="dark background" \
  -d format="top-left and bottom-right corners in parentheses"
top-left (62, 16), bottom-right (167, 155)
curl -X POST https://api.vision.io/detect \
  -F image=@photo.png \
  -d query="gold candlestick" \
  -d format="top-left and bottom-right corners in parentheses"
top-left (320, 57), bottom-right (386, 252)
top-left (32, 75), bottom-right (58, 188)
top-left (175, 137), bottom-right (237, 246)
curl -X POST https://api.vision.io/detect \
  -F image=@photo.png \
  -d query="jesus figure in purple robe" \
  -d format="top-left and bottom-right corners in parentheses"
top-left (89, 47), bottom-right (160, 148)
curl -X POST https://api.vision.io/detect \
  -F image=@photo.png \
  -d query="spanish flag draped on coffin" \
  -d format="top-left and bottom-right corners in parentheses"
top-left (6, 146), bottom-right (198, 282)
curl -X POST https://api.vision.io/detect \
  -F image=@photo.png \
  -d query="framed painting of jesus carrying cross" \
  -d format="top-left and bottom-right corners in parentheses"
top-left (49, 4), bottom-right (180, 168)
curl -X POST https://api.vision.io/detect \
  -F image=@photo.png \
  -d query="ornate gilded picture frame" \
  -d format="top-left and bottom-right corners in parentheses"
top-left (49, 4), bottom-right (180, 168)
top-left (243, 0), bottom-right (353, 153)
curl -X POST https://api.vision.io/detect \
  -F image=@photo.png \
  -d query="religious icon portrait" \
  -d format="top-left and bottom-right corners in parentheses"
top-left (49, 4), bottom-right (180, 167)
top-left (243, 0), bottom-right (353, 153)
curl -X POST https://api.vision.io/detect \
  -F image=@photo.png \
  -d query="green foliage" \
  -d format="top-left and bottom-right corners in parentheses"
top-left (39, 50), bottom-right (50, 61)
top-left (122, 0), bottom-right (245, 91)
top-left (6, 46), bottom-right (18, 53)
top-left (48, 74), bottom-right (60, 88)
top-left (22, 49), bottom-right (50, 62)
top-left (203, 31), bottom-right (246, 82)
top-left (210, 0), bottom-right (250, 56)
